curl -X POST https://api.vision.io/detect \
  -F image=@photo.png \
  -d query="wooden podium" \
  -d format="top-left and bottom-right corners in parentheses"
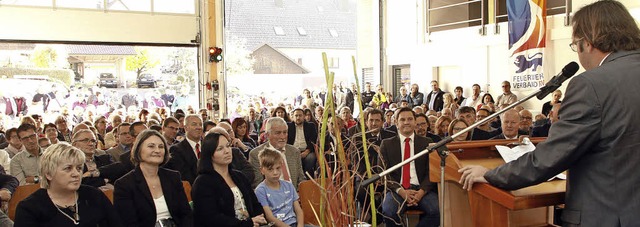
top-left (428, 138), bottom-right (565, 227)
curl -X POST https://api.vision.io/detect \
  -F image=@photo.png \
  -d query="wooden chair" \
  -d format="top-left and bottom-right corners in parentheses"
top-left (182, 181), bottom-right (192, 202)
top-left (298, 180), bottom-right (321, 226)
top-left (403, 209), bottom-right (424, 227)
top-left (8, 184), bottom-right (40, 221)
top-left (103, 189), bottom-right (114, 204)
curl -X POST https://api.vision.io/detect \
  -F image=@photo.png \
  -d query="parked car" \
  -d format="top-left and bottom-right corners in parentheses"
top-left (137, 73), bottom-right (157, 88)
top-left (98, 73), bottom-right (119, 88)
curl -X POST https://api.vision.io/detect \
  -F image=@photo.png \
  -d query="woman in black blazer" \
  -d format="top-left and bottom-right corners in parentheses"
top-left (114, 130), bottom-right (192, 227)
top-left (192, 132), bottom-right (266, 227)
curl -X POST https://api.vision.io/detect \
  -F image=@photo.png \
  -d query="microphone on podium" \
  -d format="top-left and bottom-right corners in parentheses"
top-left (536, 62), bottom-right (580, 100)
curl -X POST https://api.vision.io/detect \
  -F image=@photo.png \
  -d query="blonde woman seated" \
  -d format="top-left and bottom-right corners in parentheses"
top-left (114, 130), bottom-right (192, 227)
top-left (448, 119), bottom-right (472, 142)
top-left (14, 143), bottom-right (122, 227)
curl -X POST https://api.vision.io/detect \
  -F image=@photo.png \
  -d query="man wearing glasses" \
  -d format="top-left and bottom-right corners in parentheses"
top-left (71, 129), bottom-right (114, 188)
top-left (9, 124), bottom-right (42, 185)
top-left (105, 122), bottom-right (132, 162)
top-left (460, 1), bottom-right (640, 225)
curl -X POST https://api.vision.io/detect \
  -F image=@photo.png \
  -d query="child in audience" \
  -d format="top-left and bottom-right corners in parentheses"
top-left (255, 148), bottom-right (304, 227)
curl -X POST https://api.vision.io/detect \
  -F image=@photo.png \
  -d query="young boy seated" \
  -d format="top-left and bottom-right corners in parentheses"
top-left (255, 148), bottom-right (304, 227)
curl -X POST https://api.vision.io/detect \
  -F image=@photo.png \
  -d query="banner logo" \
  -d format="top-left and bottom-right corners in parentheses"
top-left (508, 0), bottom-right (546, 90)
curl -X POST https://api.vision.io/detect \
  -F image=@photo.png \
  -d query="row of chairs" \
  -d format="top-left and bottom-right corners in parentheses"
top-left (6, 180), bottom-right (418, 226)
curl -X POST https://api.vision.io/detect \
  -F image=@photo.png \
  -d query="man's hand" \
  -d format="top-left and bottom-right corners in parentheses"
top-left (458, 165), bottom-right (490, 190)
top-left (300, 149), bottom-right (310, 158)
top-left (0, 189), bottom-right (11, 201)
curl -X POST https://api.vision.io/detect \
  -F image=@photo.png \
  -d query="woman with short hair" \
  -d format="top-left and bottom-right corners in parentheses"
top-left (14, 143), bottom-right (122, 227)
top-left (114, 130), bottom-right (192, 227)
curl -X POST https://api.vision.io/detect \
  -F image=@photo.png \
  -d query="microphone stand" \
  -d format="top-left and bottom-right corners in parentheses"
top-left (361, 88), bottom-right (551, 227)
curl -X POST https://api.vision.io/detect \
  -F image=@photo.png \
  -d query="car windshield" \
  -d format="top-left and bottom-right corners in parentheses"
top-left (100, 73), bottom-right (114, 79)
top-left (139, 74), bottom-right (153, 79)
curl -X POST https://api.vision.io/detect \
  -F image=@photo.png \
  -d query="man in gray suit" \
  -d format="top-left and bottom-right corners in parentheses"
top-left (105, 122), bottom-right (132, 162)
top-left (249, 117), bottom-right (305, 189)
top-left (459, 1), bottom-right (640, 226)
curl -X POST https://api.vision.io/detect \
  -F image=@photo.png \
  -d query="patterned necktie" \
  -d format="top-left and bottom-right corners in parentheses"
top-left (281, 158), bottom-right (290, 181)
top-left (195, 143), bottom-right (200, 158)
top-left (402, 137), bottom-right (411, 189)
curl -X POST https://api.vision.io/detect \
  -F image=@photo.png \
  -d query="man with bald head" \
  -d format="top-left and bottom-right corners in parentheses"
top-left (518, 109), bottom-right (533, 135)
top-left (491, 109), bottom-right (522, 140)
top-left (532, 103), bottom-right (561, 137)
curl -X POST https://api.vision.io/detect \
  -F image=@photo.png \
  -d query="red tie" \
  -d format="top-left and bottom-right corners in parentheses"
top-left (402, 138), bottom-right (411, 189)
top-left (281, 158), bottom-right (290, 181)
top-left (195, 143), bottom-right (200, 158)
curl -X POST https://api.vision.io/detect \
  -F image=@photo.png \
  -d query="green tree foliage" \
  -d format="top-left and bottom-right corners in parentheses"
top-left (31, 45), bottom-right (67, 69)
top-left (126, 48), bottom-right (159, 78)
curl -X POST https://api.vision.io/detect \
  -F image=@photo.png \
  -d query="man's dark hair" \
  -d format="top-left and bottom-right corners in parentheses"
top-left (6, 128), bottom-right (18, 139)
top-left (129, 121), bottom-right (147, 136)
top-left (572, 0), bottom-right (640, 52)
top-left (174, 113), bottom-right (185, 121)
top-left (17, 123), bottom-right (36, 135)
top-left (455, 86), bottom-right (463, 92)
top-left (162, 117), bottom-right (180, 128)
top-left (367, 109), bottom-right (385, 122)
top-left (394, 107), bottom-right (415, 120)
top-left (117, 122), bottom-right (132, 134)
top-left (43, 123), bottom-right (57, 132)
top-left (458, 106), bottom-right (476, 115)
top-left (415, 113), bottom-right (429, 127)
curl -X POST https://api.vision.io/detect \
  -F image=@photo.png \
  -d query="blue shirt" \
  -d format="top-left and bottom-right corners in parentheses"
top-left (254, 180), bottom-right (299, 225)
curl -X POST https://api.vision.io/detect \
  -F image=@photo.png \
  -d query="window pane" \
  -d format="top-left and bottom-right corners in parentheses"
top-left (154, 0), bottom-right (195, 14)
top-left (0, 0), bottom-right (52, 7)
top-left (56, 0), bottom-right (102, 9)
top-left (107, 0), bottom-right (150, 12)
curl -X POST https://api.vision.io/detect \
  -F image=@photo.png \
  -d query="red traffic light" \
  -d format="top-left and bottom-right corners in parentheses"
top-left (209, 47), bottom-right (223, 63)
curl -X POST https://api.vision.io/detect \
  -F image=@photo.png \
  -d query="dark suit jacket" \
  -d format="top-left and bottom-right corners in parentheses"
top-left (484, 50), bottom-right (640, 226)
top-left (379, 134), bottom-right (435, 193)
top-left (471, 128), bottom-right (498, 141)
top-left (231, 147), bottom-right (255, 183)
top-left (165, 139), bottom-right (198, 184)
top-left (424, 90), bottom-right (445, 111)
top-left (531, 123), bottom-right (550, 137)
top-left (286, 122), bottom-right (318, 153)
top-left (114, 167), bottom-right (192, 227)
top-left (351, 129), bottom-right (396, 176)
top-left (82, 154), bottom-right (114, 187)
top-left (192, 169), bottom-right (263, 227)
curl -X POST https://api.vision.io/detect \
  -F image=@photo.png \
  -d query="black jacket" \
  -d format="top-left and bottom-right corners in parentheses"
top-left (14, 185), bottom-right (122, 227)
top-left (286, 122), bottom-right (318, 153)
top-left (114, 166), bottom-right (192, 227)
top-left (82, 154), bottom-right (114, 188)
top-left (192, 169), bottom-right (263, 227)
top-left (165, 139), bottom-right (199, 184)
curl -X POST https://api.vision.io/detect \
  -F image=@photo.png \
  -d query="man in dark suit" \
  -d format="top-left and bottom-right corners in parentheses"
top-left (460, 2), bottom-right (640, 226)
top-left (380, 107), bottom-right (438, 227)
top-left (424, 80), bottom-right (444, 111)
top-left (287, 108), bottom-right (318, 177)
top-left (415, 113), bottom-right (441, 142)
top-left (531, 103), bottom-right (560, 137)
top-left (490, 109), bottom-right (522, 140)
top-left (351, 109), bottom-right (396, 224)
top-left (165, 114), bottom-right (202, 184)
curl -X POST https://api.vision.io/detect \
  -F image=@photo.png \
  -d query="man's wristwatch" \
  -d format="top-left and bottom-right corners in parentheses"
top-left (34, 176), bottom-right (40, 184)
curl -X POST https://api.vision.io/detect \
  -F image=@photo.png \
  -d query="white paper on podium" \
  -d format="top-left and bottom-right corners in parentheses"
top-left (495, 138), bottom-right (566, 180)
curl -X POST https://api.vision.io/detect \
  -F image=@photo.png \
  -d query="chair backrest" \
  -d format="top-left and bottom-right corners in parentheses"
top-left (8, 184), bottom-right (40, 221)
top-left (298, 180), bottom-right (321, 226)
top-left (103, 189), bottom-right (114, 204)
top-left (182, 181), bottom-right (192, 202)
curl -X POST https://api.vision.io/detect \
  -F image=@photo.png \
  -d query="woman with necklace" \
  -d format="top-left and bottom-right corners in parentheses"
top-left (192, 132), bottom-right (266, 227)
top-left (14, 143), bottom-right (122, 227)
top-left (114, 130), bottom-right (192, 227)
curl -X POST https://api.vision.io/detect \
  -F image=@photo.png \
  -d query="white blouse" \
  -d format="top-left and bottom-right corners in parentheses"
top-left (153, 195), bottom-right (172, 221)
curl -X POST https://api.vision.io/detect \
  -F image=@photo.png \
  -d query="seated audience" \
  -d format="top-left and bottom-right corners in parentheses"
top-left (14, 143), bottom-right (122, 227)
